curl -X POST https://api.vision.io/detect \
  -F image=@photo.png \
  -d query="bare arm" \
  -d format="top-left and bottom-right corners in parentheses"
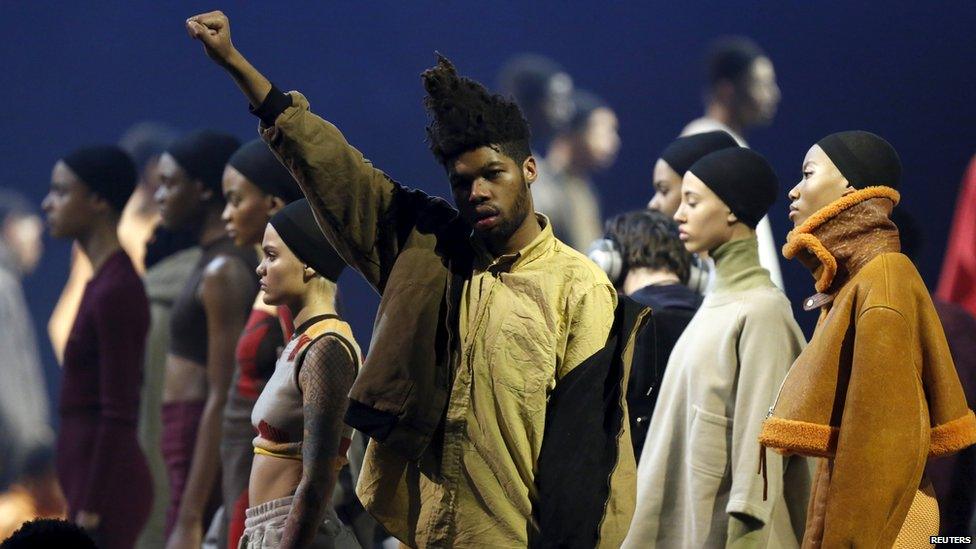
top-left (186, 11), bottom-right (270, 108)
top-left (279, 335), bottom-right (356, 548)
top-left (185, 11), bottom-right (456, 293)
top-left (166, 257), bottom-right (254, 548)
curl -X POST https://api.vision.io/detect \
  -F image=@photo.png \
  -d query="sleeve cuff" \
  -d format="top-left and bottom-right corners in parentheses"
top-left (249, 84), bottom-right (292, 127)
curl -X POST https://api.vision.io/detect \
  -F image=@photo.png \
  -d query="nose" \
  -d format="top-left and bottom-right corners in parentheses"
top-left (673, 204), bottom-right (686, 224)
top-left (256, 259), bottom-right (266, 278)
top-left (468, 178), bottom-right (490, 203)
top-left (221, 202), bottom-right (233, 222)
top-left (41, 194), bottom-right (52, 212)
top-left (788, 182), bottom-right (801, 201)
top-left (649, 194), bottom-right (661, 212)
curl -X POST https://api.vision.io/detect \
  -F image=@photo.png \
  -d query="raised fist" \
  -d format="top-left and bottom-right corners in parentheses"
top-left (185, 10), bottom-right (236, 66)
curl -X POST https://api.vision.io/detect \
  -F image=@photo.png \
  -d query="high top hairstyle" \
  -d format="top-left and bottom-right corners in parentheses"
top-left (422, 54), bottom-right (532, 168)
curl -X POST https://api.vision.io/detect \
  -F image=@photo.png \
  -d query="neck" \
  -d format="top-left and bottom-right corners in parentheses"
top-left (623, 267), bottom-right (681, 296)
top-left (196, 206), bottom-right (227, 248)
top-left (78, 222), bottom-right (121, 274)
top-left (486, 212), bottom-right (542, 258)
top-left (705, 102), bottom-right (744, 137)
top-left (545, 138), bottom-right (585, 175)
top-left (290, 287), bottom-right (338, 328)
top-left (710, 234), bottom-right (769, 293)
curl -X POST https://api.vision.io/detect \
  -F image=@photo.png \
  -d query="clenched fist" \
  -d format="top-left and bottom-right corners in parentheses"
top-left (186, 10), bottom-right (237, 66)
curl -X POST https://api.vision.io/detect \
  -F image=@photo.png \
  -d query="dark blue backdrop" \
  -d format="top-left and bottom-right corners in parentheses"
top-left (3, 2), bottom-right (974, 415)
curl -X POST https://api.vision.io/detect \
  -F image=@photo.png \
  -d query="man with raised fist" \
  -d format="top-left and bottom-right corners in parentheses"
top-left (185, 11), bottom-right (631, 548)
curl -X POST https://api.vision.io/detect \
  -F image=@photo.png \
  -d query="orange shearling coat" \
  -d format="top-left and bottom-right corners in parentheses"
top-left (759, 186), bottom-right (976, 547)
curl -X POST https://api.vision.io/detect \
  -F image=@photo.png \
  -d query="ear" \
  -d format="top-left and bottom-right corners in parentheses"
top-left (302, 265), bottom-right (317, 283)
top-left (194, 179), bottom-right (214, 202)
top-left (522, 155), bottom-right (538, 186)
top-left (87, 192), bottom-right (114, 216)
top-left (726, 209), bottom-right (739, 225)
top-left (841, 184), bottom-right (856, 197)
top-left (268, 196), bottom-right (287, 217)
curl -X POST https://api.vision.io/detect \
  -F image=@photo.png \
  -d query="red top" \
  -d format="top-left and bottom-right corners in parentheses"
top-left (234, 306), bottom-right (293, 400)
top-left (938, 155), bottom-right (976, 316)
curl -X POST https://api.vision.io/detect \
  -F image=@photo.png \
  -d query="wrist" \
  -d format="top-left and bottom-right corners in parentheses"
top-left (220, 47), bottom-right (244, 70)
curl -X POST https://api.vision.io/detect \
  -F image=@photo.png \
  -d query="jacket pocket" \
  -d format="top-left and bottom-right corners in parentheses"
top-left (690, 405), bottom-right (732, 478)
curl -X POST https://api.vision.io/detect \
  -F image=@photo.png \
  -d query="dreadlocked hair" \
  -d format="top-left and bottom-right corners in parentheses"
top-left (422, 54), bottom-right (531, 167)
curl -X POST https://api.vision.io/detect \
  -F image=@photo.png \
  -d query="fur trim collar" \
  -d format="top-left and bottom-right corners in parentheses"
top-left (783, 186), bottom-right (901, 293)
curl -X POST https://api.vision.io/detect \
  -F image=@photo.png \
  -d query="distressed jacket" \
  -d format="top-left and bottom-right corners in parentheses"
top-left (255, 89), bottom-right (633, 546)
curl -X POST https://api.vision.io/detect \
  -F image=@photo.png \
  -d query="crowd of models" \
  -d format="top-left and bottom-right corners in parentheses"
top-left (2, 9), bottom-right (976, 549)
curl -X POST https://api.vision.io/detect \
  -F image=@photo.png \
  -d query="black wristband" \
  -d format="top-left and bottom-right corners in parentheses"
top-left (249, 85), bottom-right (292, 127)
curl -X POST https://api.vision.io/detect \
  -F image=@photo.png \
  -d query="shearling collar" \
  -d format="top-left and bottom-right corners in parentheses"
top-left (783, 186), bottom-right (901, 296)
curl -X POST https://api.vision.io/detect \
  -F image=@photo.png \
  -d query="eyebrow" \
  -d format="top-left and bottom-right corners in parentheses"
top-left (803, 161), bottom-right (816, 170)
top-left (682, 190), bottom-right (700, 198)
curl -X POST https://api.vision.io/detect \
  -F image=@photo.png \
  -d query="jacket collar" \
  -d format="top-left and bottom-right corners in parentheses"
top-left (783, 186), bottom-right (901, 299)
top-left (470, 213), bottom-right (555, 274)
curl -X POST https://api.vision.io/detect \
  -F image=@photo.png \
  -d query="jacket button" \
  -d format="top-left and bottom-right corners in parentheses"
top-left (806, 299), bottom-right (814, 307)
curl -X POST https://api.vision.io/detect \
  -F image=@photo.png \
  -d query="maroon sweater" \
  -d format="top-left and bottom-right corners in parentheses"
top-left (57, 249), bottom-right (151, 525)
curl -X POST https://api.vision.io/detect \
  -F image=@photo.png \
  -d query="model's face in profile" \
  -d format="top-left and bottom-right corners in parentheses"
top-left (448, 146), bottom-right (536, 251)
top-left (257, 224), bottom-right (307, 306)
top-left (154, 153), bottom-right (208, 231)
top-left (42, 161), bottom-right (99, 239)
top-left (543, 72), bottom-right (574, 130)
top-left (788, 144), bottom-right (854, 227)
top-left (648, 158), bottom-right (684, 216)
top-left (221, 166), bottom-right (278, 247)
top-left (739, 56), bottom-right (780, 126)
top-left (673, 172), bottom-right (736, 255)
top-left (579, 107), bottom-right (621, 170)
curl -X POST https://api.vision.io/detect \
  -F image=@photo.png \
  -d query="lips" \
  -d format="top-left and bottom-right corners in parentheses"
top-left (473, 207), bottom-right (500, 230)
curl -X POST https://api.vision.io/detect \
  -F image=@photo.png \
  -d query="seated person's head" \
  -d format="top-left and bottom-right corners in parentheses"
top-left (788, 130), bottom-right (901, 227)
top-left (649, 131), bottom-right (738, 216)
top-left (603, 209), bottom-right (692, 291)
top-left (675, 147), bottom-right (778, 255)
top-left (1, 519), bottom-right (96, 549)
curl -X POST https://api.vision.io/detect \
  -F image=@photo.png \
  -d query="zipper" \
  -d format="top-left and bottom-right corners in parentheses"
top-left (766, 367), bottom-right (793, 419)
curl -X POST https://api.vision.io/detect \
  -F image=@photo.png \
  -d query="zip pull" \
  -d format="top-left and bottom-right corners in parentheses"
top-left (766, 406), bottom-right (774, 419)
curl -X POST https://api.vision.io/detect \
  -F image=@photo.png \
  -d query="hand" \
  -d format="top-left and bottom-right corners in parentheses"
top-left (75, 510), bottom-right (100, 529)
top-left (185, 10), bottom-right (237, 66)
top-left (165, 519), bottom-right (203, 549)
